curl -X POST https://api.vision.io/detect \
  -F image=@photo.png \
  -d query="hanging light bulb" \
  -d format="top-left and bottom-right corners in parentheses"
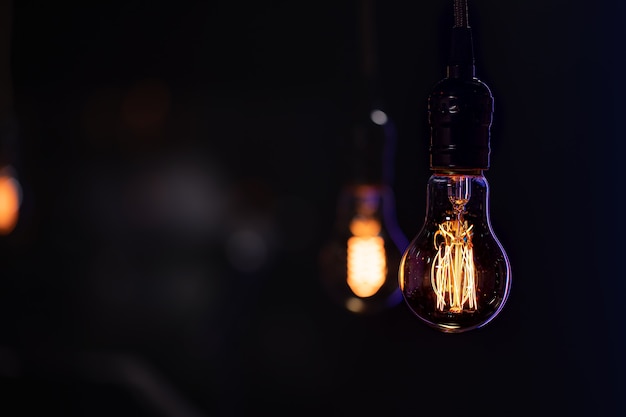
top-left (319, 100), bottom-right (408, 315)
top-left (319, 0), bottom-right (407, 315)
top-left (399, 0), bottom-right (511, 332)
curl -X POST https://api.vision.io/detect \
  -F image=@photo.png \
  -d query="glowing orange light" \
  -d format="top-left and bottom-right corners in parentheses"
top-left (346, 218), bottom-right (387, 298)
top-left (431, 182), bottom-right (477, 313)
top-left (0, 173), bottom-right (20, 235)
top-left (431, 219), bottom-right (477, 312)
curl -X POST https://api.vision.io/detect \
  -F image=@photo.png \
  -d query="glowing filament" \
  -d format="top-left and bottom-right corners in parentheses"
top-left (431, 219), bottom-right (477, 312)
top-left (347, 218), bottom-right (387, 298)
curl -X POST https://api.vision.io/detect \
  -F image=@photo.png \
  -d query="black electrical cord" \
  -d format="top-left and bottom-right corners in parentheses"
top-left (428, 0), bottom-right (494, 170)
top-left (449, 0), bottom-right (475, 79)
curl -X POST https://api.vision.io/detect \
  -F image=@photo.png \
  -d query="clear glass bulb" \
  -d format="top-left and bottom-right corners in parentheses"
top-left (319, 184), bottom-right (403, 315)
top-left (399, 171), bottom-right (511, 333)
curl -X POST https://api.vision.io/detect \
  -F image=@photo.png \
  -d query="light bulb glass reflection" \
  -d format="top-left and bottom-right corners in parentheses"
top-left (320, 184), bottom-right (402, 314)
top-left (399, 172), bottom-right (510, 332)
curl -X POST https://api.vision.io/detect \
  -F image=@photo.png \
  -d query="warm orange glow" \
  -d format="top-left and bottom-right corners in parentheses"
top-left (0, 174), bottom-right (20, 235)
top-left (349, 216), bottom-right (382, 237)
top-left (347, 218), bottom-right (386, 298)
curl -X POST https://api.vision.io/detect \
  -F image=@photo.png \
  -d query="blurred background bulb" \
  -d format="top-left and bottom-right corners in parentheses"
top-left (318, 0), bottom-right (406, 315)
top-left (399, 0), bottom-right (511, 332)
top-left (320, 181), bottom-right (403, 315)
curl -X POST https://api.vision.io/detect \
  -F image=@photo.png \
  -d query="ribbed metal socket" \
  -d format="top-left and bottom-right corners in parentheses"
top-left (428, 76), bottom-right (494, 170)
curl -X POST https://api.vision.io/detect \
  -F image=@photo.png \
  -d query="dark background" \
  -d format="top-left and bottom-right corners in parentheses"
top-left (0, 0), bottom-right (624, 416)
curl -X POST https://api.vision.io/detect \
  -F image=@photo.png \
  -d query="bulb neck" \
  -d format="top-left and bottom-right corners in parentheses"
top-left (432, 168), bottom-right (483, 176)
top-left (337, 183), bottom-right (383, 208)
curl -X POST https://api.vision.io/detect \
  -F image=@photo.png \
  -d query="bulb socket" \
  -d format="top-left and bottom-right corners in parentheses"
top-left (341, 114), bottom-right (386, 185)
top-left (428, 77), bottom-right (493, 170)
